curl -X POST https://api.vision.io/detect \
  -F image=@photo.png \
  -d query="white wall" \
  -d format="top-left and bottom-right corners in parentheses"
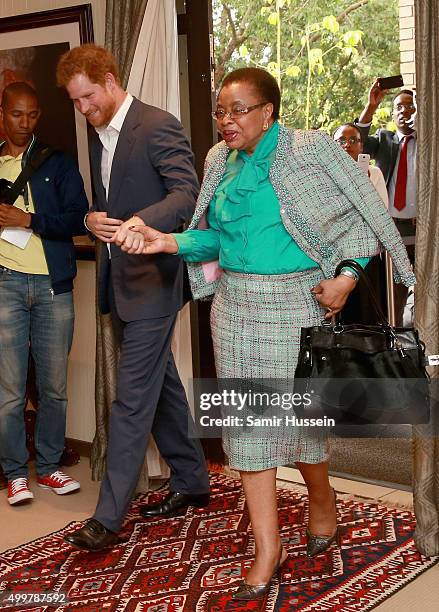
top-left (66, 260), bottom-right (97, 442)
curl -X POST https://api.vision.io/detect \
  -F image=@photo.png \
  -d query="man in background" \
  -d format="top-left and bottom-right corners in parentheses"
top-left (355, 80), bottom-right (417, 324)
top-left (0, 82), bottom-right (88, 505)
top-left (57, 44), bottom-right (209, 552)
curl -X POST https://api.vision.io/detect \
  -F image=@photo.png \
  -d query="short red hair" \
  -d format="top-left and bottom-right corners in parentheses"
top-left (56, 44), bottom-right (120, 88)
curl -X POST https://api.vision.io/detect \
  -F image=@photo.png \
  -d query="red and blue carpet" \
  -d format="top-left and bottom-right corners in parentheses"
top-left (0, 473), bottom-right (437, 611)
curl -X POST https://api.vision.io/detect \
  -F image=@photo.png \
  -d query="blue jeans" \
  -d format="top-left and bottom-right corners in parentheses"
top-left (0, 267), bottom-right (74, 480)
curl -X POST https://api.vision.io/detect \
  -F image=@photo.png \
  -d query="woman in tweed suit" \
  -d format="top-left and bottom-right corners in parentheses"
top-left (118, 68), bottom-right (415, 600)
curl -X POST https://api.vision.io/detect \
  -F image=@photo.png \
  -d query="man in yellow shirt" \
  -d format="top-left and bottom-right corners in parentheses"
top-left (0, 82), bottom-right (89, 505)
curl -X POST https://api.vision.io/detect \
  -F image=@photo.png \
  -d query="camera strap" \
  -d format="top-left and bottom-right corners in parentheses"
top-left (0, 144), bottom-right (54, 205)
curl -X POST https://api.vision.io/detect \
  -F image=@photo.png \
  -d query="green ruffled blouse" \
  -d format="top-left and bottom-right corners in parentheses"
top-left (174, 121), bottom-right (369, 274)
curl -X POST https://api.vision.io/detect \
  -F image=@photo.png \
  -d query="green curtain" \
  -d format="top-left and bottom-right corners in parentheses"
top-left (412, 0), bottom-right (439, 557)
top-left (105, 0), bottom-right (149, 88)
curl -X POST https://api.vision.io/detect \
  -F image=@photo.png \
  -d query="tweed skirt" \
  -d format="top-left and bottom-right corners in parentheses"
top-left (210, 269), bottom-right (329, 471)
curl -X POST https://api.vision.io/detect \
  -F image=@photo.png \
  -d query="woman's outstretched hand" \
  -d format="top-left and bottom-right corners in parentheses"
top-left (119, 225), bottom-right (179, 255)
top-left (311, 276), bottom-right (356, 320)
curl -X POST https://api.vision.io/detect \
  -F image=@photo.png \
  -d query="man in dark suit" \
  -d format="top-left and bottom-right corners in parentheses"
top-left (57, 44), bottom-right (209, 551)
top-left (355, 80), bottom-right (417, 325)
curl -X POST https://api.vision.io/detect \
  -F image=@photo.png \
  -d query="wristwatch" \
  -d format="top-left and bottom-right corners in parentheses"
top-left (339, 268), bottom-right (359, 282)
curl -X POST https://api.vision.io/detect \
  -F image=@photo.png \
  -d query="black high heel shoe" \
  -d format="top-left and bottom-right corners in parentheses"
top-left (232, 549), bottom-right (288, 601)
top-left (306, 488), bottom-right (339, 557)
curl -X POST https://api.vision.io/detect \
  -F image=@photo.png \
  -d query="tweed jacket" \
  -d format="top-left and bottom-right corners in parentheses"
top-left (186, 125), bottom-right (415, 300)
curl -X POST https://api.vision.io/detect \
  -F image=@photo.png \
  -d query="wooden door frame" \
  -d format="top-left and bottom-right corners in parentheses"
top-left (178, 1), bottom-right (224, 464)
top-left (177, 0), bottom-right (217, 180)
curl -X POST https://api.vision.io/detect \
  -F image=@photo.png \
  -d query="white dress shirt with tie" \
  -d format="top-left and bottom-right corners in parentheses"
top-left (355, 123), bottom-right (417, 219)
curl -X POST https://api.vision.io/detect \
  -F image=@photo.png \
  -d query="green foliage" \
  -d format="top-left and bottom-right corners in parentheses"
top-left (322, 15), bottom-right (339, 33)
top-left (212, 0), bottom-right (400, 133)
top-left (286, 65), bottom-right (301, 77)
top-left (267, 11), bottom-right (278, 25)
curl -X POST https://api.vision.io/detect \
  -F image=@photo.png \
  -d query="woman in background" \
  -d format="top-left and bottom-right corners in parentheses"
top-left (334, 122), bottom-right (388, 206)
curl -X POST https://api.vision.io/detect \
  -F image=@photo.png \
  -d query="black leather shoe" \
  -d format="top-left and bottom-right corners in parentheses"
top-left (64, 519), bottom-right (118, 551)
top-left (140, 491), bottom-right (210, 517)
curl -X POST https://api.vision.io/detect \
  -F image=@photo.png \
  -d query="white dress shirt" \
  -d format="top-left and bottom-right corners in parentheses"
top-left (95, 93), bottom-right (133, 257)
top-left (95, 93), bottom-right (134, 198)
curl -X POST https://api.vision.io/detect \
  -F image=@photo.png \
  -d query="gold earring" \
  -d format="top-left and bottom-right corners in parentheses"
top-left (263, 122), bottom-right (268, 131)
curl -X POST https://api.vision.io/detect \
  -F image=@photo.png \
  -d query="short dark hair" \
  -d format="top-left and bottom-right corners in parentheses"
top-left (1, 81), bottom-right (39, 109)
top-left (392, 89), bottom-right (414, 103)
top-left (220, 67), bottom-right (281, 120)
top-left (333, 122), bottom-right (363, 144)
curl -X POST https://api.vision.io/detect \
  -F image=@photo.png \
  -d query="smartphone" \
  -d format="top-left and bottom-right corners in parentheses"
top-left (377, 75), bottom-right (404, 90)
top-left (357, 153), bottom-right (370, 175)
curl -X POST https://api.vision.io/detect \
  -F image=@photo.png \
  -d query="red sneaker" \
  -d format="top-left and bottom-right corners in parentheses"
top-left (8, 478), bottom-right (34, 505)
top-left (37, 470), bottom-right (80, 495)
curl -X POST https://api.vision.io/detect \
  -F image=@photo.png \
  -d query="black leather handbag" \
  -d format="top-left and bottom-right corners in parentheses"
top-left (294, 259), bottom-right (429, 425)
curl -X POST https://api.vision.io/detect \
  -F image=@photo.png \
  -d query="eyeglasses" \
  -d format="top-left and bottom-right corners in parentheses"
top-left (394, 103), bottom-right (416, 112)
top-left (335, 137), bottom-right (361, 146)
top-left (211, 102), bottom-right (267, 121)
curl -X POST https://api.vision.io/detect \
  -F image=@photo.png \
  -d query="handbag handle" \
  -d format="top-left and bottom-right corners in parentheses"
top-left (334, 259), bottom-right (390, 327)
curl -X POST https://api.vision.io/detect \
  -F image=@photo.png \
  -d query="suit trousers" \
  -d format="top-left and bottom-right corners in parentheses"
top-left (93, 284), bottom-right (209, 532)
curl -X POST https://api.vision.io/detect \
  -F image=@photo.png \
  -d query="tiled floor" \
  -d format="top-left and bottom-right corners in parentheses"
top-left (1, 461), bottom-right (438, 610)
top-left (277, 466), bottom-right (415, 506)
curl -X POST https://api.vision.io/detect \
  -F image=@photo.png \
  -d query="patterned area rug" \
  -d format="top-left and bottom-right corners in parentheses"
top-left (0, 473), bottom-right (437, 611)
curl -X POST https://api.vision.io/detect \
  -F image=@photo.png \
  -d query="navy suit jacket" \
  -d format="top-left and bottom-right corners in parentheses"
top-left (24, 140), bottom-right (88, 294)
top-left (89, 98), bottom-right (199, 321)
